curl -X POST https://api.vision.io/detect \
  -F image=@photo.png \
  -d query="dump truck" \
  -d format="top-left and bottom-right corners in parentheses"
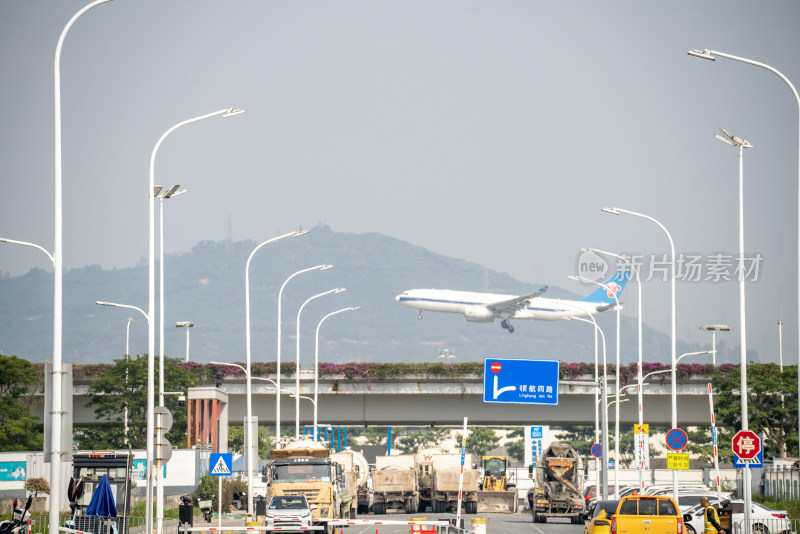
top-left (477, 455), bottom-right (518, 513)
top-left (414, 447), bottom-right (450, 512)
top-left (527, 441), bottom-right (585, 524)
top-left (371, 454), bottom-right (419, 514)
top-left (430, 453), bottom-right (479, 514)
top-left (331, 449), bottom-right (370, 516)
top-left (263, 438), bottom-right (351, 533)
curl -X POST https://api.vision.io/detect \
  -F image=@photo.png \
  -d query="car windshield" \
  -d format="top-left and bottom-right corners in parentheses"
top-left (484, 458), bottom-right (506, 478)
top-left (273, 463), bottom-right (331, 483)
top-left (269, 497), bottom-right (308, 510)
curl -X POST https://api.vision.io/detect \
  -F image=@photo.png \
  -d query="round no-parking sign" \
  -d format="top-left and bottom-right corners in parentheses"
top-left (666, 428), bottom-right (688, 451)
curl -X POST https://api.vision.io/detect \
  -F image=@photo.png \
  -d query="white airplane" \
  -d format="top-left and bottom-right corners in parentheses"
top-left (395, 270), bottom-right (630, 333)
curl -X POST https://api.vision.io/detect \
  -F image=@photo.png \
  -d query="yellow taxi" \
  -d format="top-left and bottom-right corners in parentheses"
top-left (610, 495), bottom-right (688, 534)
top-left (584, 500), bottom-right (620, 534)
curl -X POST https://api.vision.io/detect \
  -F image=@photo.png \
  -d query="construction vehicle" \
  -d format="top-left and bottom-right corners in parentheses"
top-left (431, 453), bottom-right (479, 513)
top-left (414, 447), bottom-right (450, 512)
top-left (371, 454), bottom-right (419, 514)
top-left (263, 438), bottom-right (351, 533)
top-left (477, 455), bottom-right (519, 513)
top-left (527, 441), bottom-right (585, 524)
top-left (331, 449), bottom-right (370, 517)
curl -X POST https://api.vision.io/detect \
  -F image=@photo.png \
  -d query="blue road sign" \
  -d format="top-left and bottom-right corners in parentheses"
top-left (734, 448), bottom-right (763, 468)
top-left (591, 443), bottom-right (602, 458)
top-left (531, 426), bottom-right (543, 439)
top-left (209, 453), bottom-right (233, 477)
top-left (483, 358), bottom-right (559, 406)
top-left (666, 428), bottom-right (688, 451)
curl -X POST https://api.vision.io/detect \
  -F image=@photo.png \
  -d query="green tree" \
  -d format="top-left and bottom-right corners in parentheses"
top-left (504, 428), bottom-right (525, 463)
top-left (395, 427), bottom-right (451, 454)
top-left (79, 356), bottom-right (195, 449)
top-left (228, 425), bottom-right (275, 458)
top-left (0, 354), bottom-right (43, 451)
top-left (466, 428), bottom-right (500, 457)
top-left (558, 426), bottom-right (595, 456)
top-left (713, 364), bottom-right (798, 457)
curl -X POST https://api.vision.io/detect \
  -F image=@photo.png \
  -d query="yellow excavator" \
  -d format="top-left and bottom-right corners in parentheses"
top-left (477, 456), bottom-right (518, 513)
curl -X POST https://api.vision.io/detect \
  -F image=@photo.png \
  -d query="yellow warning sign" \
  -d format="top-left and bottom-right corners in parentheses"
top-left (666, 453), bottom-right (690, 470)
top-left (634, 424), bottom-right (649, 434)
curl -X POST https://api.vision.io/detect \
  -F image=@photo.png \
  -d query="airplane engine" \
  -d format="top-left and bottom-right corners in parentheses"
top-left (464, 306), bottom-right (494, 323)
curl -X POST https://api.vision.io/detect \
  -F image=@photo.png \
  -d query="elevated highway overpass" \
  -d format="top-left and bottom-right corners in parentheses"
top-left (67, 372), bottom-right (716, 427)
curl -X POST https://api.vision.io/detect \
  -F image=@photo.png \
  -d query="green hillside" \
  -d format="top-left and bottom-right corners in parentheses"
top-left (0, 225), bottom-right (692, 365)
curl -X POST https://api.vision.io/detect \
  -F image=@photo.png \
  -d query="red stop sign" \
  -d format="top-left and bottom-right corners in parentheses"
top-left (732, 430), bottom-right (761, 459)
top-left (490, 362), bottom-right (502, 374)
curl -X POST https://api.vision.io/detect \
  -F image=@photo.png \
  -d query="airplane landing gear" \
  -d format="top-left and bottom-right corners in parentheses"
top-left (418, 311), bottom-right (423, 320)
top-left (501, 319), bottom-right (515, 333)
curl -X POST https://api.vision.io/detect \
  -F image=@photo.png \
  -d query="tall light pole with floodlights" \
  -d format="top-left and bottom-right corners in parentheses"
top-left (717, 126), bottom-right (755, 526)
top-left (149, 109), bottom-right (243, 534)
top-left (689, 47), bottom-right (800, 490)
top-left (52, 3), bottom-right (113, 529)
top-left (176, 322), bottom-right (195, 363)
top-left (243, 230), bottom-right (307, 517)
top-left (583, 247), bottom-right (646, 489)
top-left (314, 307), bottom-right (360, 439)
top-left (570, 274), bottom-right (623, 493)
top-left (567, 314), bottom-right (610, 500)
top-left (155, 184), bottom-right (187, 531)
top-left (701, 325), bottom-right (730, 366)
top-left (295, 289), bottom-right (345, 438)
top-left (602, 206), bottom-right (678, 501)
top-left (276, 265), bottom-right (331, 440)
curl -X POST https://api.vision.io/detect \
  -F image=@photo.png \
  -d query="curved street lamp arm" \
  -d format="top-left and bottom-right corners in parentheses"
top-left (96, 300), bottom-right (149, 323)
top-left (0, 238), bottom-right (55, 265)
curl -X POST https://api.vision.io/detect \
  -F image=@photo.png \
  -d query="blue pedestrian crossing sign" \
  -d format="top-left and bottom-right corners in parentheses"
top-left (483, 358), bottom-right (559, 405)
top-left (210, 453), bottom-right (232, 477)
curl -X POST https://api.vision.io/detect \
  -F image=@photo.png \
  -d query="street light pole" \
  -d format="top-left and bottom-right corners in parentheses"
top-left (568, 314), bottom-right (610, 500)
top-left (715, 126), bottom-right (754, 527)
top-left (689, 46), bottom-right (800, 469)
top-left (602, 206), bottom-right (677, 501)
top-left (243, 230), bottom-right (307, 517)
top-left (96, 301), bottom-right (149, 450)
top-left (149, 109), bottom-right (243, 534)
top-left (52, 4), bottom-right (113, 530)
top-left (295, 289), bottom-right (345, 438)
top-left (701, 325), bottom-right (730, 366)
top-left (584, 247), bottom-right (646, 489)
top-left (314, 307), bottom-right (360, 440)
top-left (125, 317), bottom-right (132, 445)
top-left (570, 274), bottom-right (622, 494)
top-left (276, 264), bottom-right (331, 441)
top-left (176, 322), bottom-right (195, 363)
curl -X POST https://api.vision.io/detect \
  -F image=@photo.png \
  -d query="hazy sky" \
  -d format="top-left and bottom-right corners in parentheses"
top-left (1, 1), bottom-right (799, 364)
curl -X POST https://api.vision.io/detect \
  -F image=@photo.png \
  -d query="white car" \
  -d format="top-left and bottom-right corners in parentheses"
top-left (683, 499), bottom-right (792, 534)
top-left (265, 495), bottom-right (316, 532)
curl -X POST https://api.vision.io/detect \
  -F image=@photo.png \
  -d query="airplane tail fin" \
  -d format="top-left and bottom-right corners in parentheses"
top-left (579, 270), bottom-right (631, 304)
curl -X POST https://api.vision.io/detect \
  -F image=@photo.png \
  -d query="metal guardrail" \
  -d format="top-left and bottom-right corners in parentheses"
top-left (730, 518), bottom-right (797, 534)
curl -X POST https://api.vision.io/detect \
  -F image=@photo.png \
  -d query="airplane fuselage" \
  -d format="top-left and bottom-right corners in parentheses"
top-left (395, 289), bottom-right (602, 321)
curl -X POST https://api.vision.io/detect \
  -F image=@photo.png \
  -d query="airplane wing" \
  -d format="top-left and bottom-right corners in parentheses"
top-left (486, 285), bottom-right (548, 316)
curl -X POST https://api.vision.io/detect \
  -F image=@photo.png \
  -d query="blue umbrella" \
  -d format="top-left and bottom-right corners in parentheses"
top-left (86, 474), bottom-right (117, 518)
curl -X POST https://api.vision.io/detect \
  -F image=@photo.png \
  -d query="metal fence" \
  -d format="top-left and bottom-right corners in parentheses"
top-left (730, 518), bottom-right (799, 534)
top-left (761, 466), bottom-right (799, 501)
top-left (26, 515), bottom-right (175, 534)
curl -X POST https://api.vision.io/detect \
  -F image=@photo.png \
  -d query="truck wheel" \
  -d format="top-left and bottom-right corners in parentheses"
top-left (351, 503), bottom-right (357, 519)
top-left (373, 502), bottom-right (385, 515)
